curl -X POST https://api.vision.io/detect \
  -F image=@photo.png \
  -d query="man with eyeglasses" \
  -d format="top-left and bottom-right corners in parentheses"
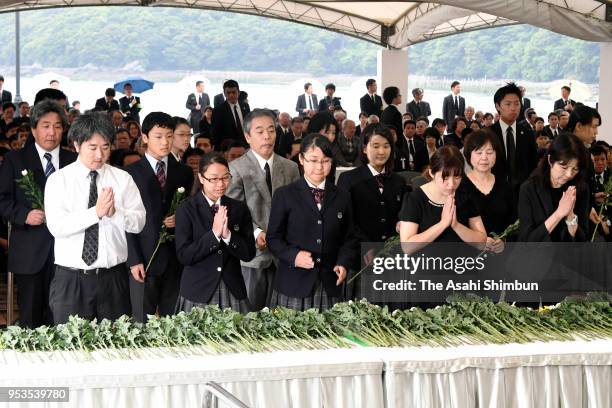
top-left (125, 112), bottom-right (194, 322)
top-left (226, 109), bottom-right (300, 310)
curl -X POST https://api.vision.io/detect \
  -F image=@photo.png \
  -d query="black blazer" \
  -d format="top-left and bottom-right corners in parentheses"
top-left (543, 125), bottom-right (561, 139)
top-left (295, 93), bottom-right (318, 116)
top-left (274, 126), bottom-right (294, 158)
top-left (213, 93), bottom-right (225, 108)
top-left (395, 135), bottom-right (429, 172)
top-left (94, 97), bottom-right (120, 112)
top-left (119, 96), bottom-right (141, 122)
top-left (0, 144), bottom-right (77, 274)
top-left (212, 101), bottom-right (250, 148)
top-left (175, 193), bottom-right (255, 303)
top-left (554, 98), bottom-right (576, 111)
top-left (359, 94), bottom-right (383, 117)
top-left (381, 105), bottom-right (402, 136)
top-left (518, 178), bottom-right (589, 242)
top-left (185, 92), bottom-right (210, 129)
top-left (126, 156), bottom-right (194, 277)
top-left (1, 90), bottom-right (11, 104)
top-left (442, 94), bottom-right (465, 129)
top-left (406, 100), bottom-right (431, 119)
top-left (318, 97), bottom-right (342, 113)
top-left (489, 121), bottom-right (538, 194)
top-left (267, 178), bottom-right (357, 298)
top-left (519, 97), bottom-right (531, 121)
top-left (337, 166), bottom-right (408, 265)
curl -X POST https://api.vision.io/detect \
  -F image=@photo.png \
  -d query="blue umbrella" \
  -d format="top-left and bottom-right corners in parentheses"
top-left (113, 77), bottom-right (154, 94)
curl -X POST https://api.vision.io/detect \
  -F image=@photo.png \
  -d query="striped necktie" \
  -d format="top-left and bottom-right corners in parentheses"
top-left (44, 152), bottom-right (55, 178)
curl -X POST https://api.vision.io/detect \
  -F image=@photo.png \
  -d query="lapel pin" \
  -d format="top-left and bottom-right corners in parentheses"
top-left (233, 225), bottom-right (240, 231)
top-left (337, 212), bottom-right (343, 219)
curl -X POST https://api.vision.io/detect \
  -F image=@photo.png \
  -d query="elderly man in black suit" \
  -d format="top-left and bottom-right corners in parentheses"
top-left (406, 88), bottom-right (431, 120)
top-left (0, 75), bottom-right (11, 104)
top-left (126, 112), bottom-right (194, 322)
top-left (185, 81), bottom-right (210, 133)
top-left (119, 83), bottom-right (142, 123)
top-left (295, 82), bottom-right (318, 117)
top-left (212, 79), bottom-right (251, 147)
top-left (442, 81), bottom-right (465, 131)
top-left (94, 88), bottom-right (120, 113)
top-left (380, 86), bottom-right (403, 136)
top-left (359, 78), bottom-right (383, 117)
top-left (489, 82), bottom-right (538, 196)
top-left (0, 101), bottom-right (77, 327)
top-left (554, 86), bottom-right (577, 112)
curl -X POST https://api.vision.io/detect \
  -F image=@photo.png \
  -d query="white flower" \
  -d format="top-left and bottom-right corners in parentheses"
top-left (261, 307), bottom-right (269, 313)
top-left (21, 170), bottom-right (28, 176)
top-left (177, 187), bottom-right (185, 194)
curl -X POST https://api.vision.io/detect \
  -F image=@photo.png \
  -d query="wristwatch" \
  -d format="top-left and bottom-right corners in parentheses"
top-left (565, 214), bottom-right (578, 226)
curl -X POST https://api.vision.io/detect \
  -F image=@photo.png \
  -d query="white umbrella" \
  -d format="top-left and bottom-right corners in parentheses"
top-left (548, 79), bottom-right (591, 102)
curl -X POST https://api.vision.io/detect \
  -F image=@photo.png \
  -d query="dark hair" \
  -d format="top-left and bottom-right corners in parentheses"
top-left (68, 112), bottom-right (115, 145)
top-left (223, 79), bottom-right (239, 90)
top-left (183, 147), bottom-right (205, 163)
top-left (195, 81), bottom-right (204, 87)
top-left (431, 118), bottom-right (446, 128)
top-left (594, 140), bottom-right (610, 149)
top-left (291, 116), bottom-right (304, 125)
top-left (120, 150), bottom-right (141, 166)
top-left (142, 112), bottom-right (175, 135)
top-left (403, 120), bottom-right (416, 129)
top-left (382, 86), bottom-right (400, 105)
top-left (451, 81), bottom-right (460, 89)
top-left (452, 116), bottom-right (468, 130)
top-left (49, 79), bottom-right (59, 85)
top-left (30, 100), bottom-right (69, 130)
top-left (362, 125), bottom-right (395, 173)
top-left (303, 82), bottom-right (312, 91)
top-left (306, 112), bottom-right (335, 134)
top-left (33, 88), bottom-right (67, 105)
top-left (0, 75), bottom-right (4, 82)
top-left (423, 127), bottom-right (439, 140)
top-left (366, 78), bottom-right (376, 88)
top-left (199, 151), bottom-right (229, 175)
top-left (412, 88), bottom-right (423, 97)
top-left (567, 104), bottom-right (596, 132)
top-left (2, 102), bottom-right (15, 111)
top-left (359, 112), bottom-right (368, 119)
top-left (483, 112), bottom-right (494, 120)
top-left (105, 88), bottom-right (116, 97)
top-left (493, 82), bottom-right (521, 110)
top-left (222, 140), bottom-right (246, 152)
top-left (416, 116), bottom-right (429, 125)
top-left (195, 133), bottom-right (213, 143)
top-left (325, 83), bottom-right (336, 91)
top-left (430, 145), bottom-right (465, 179)
top-left (116, 127), bottom-right (129, 136)
top-left (204, 106), bottom-right (213, 113)
top-left (533, 132), bottom-right (588, 188)
top-left (548, 112), bottom-right (560, 120)
top-left (300, 133), bottom-right (333, 158)
top-left (461, 127), bottom-right (474, 139)
top-left (590, 145), bottom-right (607, 157)
top-left (172, 116), bottom-right (190, 128)
top-left (463, 129), bottom-right (499, 169)
top-left (244, 108), bottom-right (276, 134)
top-left (561, 86), bottom-right (571, 93)
top-left (123, 83), bottom-right (132, 89)
top-left (535, 117), bottom-right (545, 124)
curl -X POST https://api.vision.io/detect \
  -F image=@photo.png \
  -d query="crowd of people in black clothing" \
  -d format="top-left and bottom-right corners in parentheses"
top-left (0, 74), bottom-right (607, 328)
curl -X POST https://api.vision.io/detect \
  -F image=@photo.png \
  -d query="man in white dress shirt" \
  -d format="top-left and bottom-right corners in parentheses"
top-left (45, 112), bottom-right (146, 324)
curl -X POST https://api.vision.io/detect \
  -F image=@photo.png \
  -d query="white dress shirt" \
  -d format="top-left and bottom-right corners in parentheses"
top-left (145, 153), bottom-right (169, 177)
top-left (367, 164), bottom-right (385, 194)
top-left (305, 176), bottom-right (325, 210)
top-left (45, 160), bottom-right (146, 269)
top-left (34, 143), bottom-right (60, 173)
top-left (229, 102), bottom-right (244, 126)
top-left (203, 193), bottom-right (231, 244)
top-left (499, 120), bottom-right (517, 159)
top-left (251, 151), bottom-right (274, 240)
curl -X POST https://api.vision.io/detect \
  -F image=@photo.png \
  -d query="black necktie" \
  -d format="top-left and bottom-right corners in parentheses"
top-left (264, 162), bottom-right (272, 194)
top-left (43, 152), bottom-right (55, 178)
top-left (408, 139), bottom-right (416, 156)
top-left (233, 104), bottom-right (242, 132)
top-left (198, 94), bottom-right (202, 105)
top-left (371, 94), bottom-right (375, 104)
top-left (506, 126), bottom-right (516, 179)
top-left (210, 203), bottom-right (219, 215)
top-left (454, 96), bottom-right (459, 112)
top-left (82, 171), bottom-right (99, 266)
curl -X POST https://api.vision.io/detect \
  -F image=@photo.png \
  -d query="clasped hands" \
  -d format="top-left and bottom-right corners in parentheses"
top-left (212, 205), bottom-right (231, 240)
top-left (95, 187), bottom-right (116, 218)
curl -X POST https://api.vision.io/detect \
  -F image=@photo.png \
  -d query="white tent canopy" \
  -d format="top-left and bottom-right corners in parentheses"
top-left (0, 0), bottom-right (611, 47)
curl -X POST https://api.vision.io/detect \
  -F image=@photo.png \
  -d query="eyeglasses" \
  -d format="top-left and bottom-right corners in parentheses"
top-left (201, 174), bottom-right (232, 184)
top-left (302, 157), bottom-right (332, 166)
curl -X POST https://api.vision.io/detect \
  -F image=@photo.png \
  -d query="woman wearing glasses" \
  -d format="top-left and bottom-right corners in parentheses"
top-left (175, 152), bottom-right (256, 312)
top-left (267, 134), bottom-right (357, 311)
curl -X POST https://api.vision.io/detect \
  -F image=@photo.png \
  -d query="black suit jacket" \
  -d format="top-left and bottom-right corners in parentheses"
top-left (213, 93), bottom-right (225, 108)
top-left (212, 101), bottom-right (250, 147)
top-left (554, 98), bottom-right (576, 111)
top-left (381, 105), bottom-right (402, 136)
top-left (267, 178), bottom-right (357, 298)
top-left (295, 94), bottom-right (318, 116)
top-left (274, 126), bottom-right (294, 158)
top-left (119, 96), bottom-right (141, 122)
top-left (175, 193), bottom-right (255, 303)
top-left (0, 144), bottom-right (77, 274)
top-left (337, 166), bottom-right (408, 267)
top-left (185, 92), bottom-right (211, 130)
top-left (395, 135), bottom-right (429, 172)
top-left (406, 100), bottom-right (431, 119)
top-left (359, 94), bottom-right (383, 117)
top-left (519, 97), bottom-right (531, 121)
top-left (318, 96), bottom-right (342, 113)
top-left (1, 90), bottom-right (11, 104)
top-left (518, 178), bottom-right (588, 242)
top-left (94, 97), bottom-right (120, 112)
top-left (126, 156), bottom-right (194, 277)
top-left (442, 94), bottom-right (465, 129)
top-left (490, 121), bottom-right (538, 195)
top-left (543, 125), bottom-right (561, 139)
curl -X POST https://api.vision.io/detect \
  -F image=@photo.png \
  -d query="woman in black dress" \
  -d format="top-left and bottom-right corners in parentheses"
top-left (175, 152), bottom-right (256, 313)
top-left (399, 145), bottom-right (486, 248)
top-left (198, 106), bottom-right (213, 139)
top-left (444, 117), bottom-right (467, 149)
top-left (460, 129), bottom-right (515, 252)
top-left (267, 134), bottom-right (356, 311)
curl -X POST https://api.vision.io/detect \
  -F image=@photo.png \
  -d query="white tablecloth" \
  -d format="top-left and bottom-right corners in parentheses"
top-left (0, 339), bottom-right (610, 407)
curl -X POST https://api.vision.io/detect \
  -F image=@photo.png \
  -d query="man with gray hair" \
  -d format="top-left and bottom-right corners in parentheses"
top-left (337, 119), bottom-right (362, 167)
top-left (0, 100), bottom-right (77, 327)
top-left (226, 108), bottom-right (300, 310)
top-left (406, 88), bottom-right (431, 120)
top-left (45, 112), bottom-right (146, 323)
